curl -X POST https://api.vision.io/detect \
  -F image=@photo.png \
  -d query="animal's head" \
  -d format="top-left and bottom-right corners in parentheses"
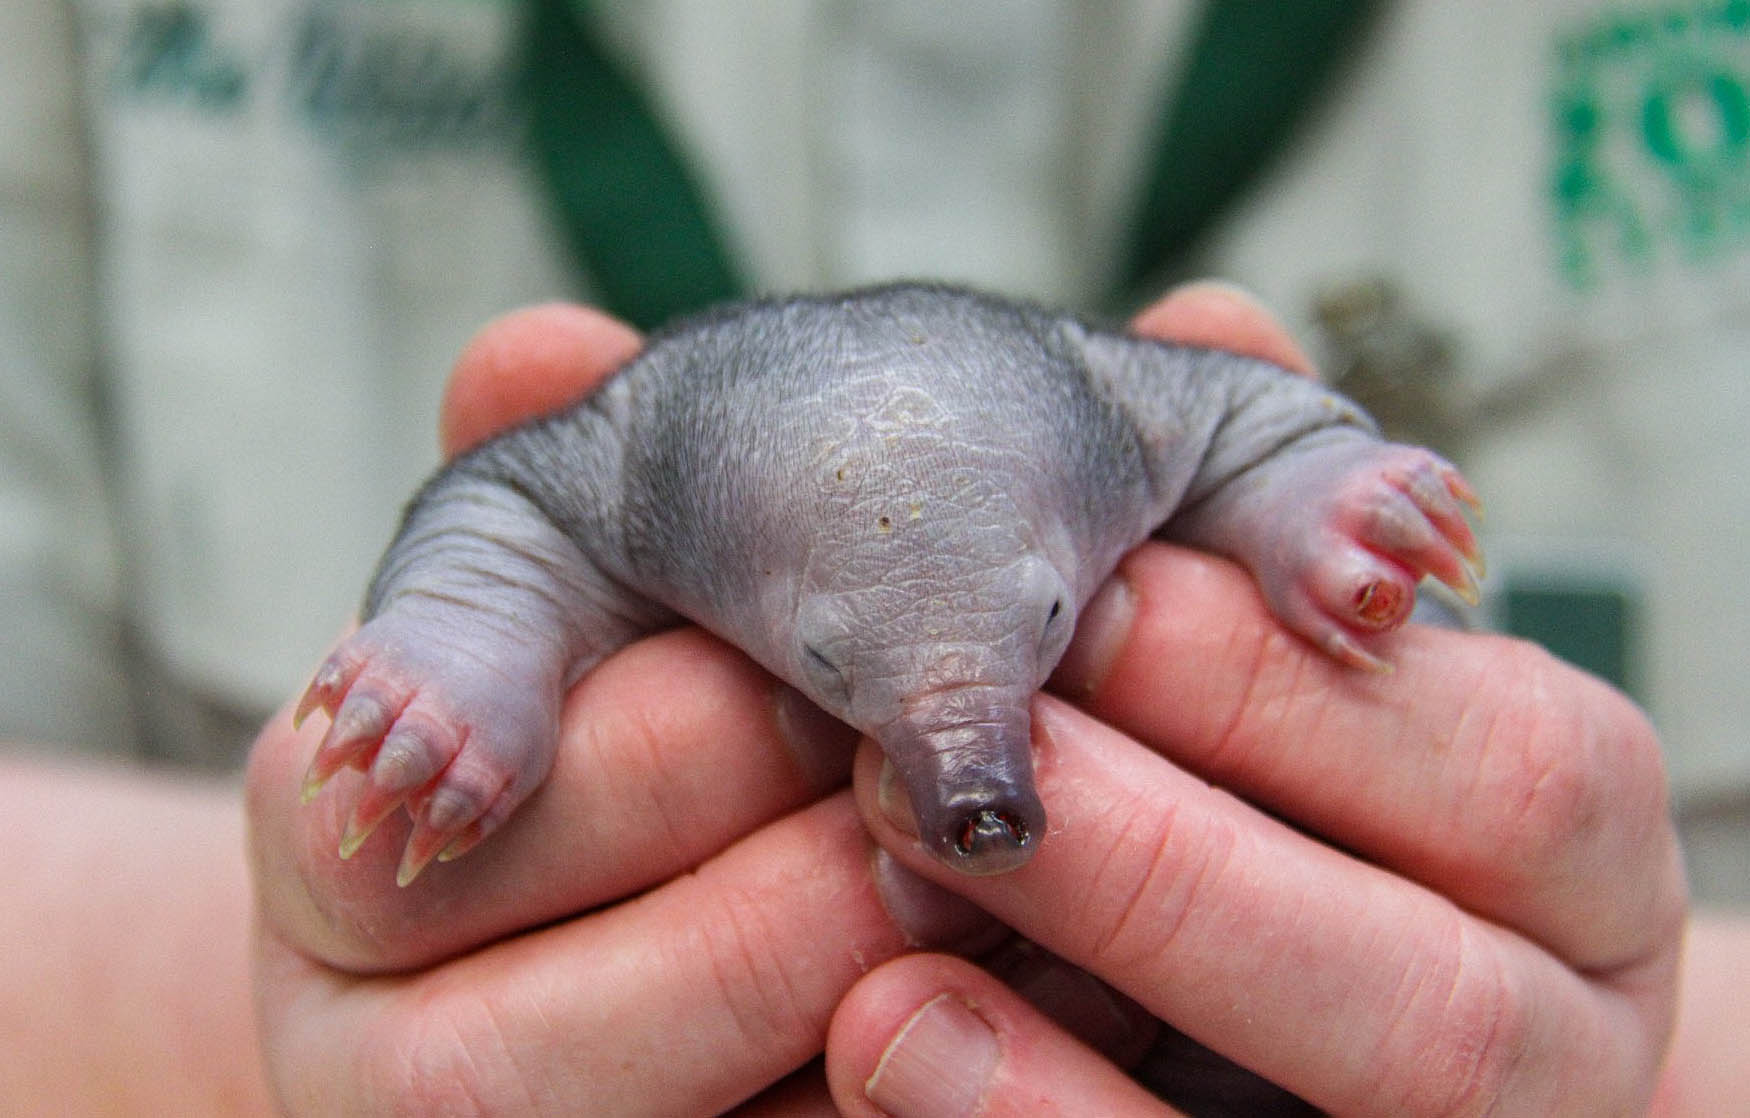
top-left (794, 540), bottom-right (1076, 873)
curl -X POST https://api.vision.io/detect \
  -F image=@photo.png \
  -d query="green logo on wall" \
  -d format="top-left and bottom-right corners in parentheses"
top-left (1551, 3), bottom-right (1750, 288)
top-left (112, 3), bottom-right (518, 154)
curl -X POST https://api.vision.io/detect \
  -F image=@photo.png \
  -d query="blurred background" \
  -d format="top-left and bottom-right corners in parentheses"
top-left (3, 0), bottom-right (1745, 903)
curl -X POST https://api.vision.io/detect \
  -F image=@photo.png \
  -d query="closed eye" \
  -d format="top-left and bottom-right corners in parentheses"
top-left (805, 645), bottom-right (839, 675)
top-left (802, 643), bottom-right (850, 704)
top-left (1038, 595), bottom-right (1074, 665)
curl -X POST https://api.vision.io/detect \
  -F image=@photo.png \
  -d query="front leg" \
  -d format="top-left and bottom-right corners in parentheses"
top-left (1168, 427), bottom-right (1483, 671)
top-left (297, 471), bottom-right (673, 885)
top-left (1071, 329), bottom-right (1482, 669)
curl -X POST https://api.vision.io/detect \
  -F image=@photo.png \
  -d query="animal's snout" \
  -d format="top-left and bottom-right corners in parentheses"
top-left (876, 687), bottom-right (1045, 875)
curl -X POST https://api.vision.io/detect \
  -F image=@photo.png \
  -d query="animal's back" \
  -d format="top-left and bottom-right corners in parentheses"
top-left (618, 286), bottom-right (1148, 614)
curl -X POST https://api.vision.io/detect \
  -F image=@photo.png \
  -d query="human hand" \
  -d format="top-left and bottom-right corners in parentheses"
top-left (249, 286), bottom-right (1686, 1116)
top-left (247, 304), bottom-right (1007, 1114)
top-left (820, 287), bottom-right (1689, 1115)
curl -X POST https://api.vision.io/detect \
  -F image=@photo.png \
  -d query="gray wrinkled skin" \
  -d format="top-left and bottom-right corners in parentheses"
top-left (309, 283), bottom-right (1481, 879)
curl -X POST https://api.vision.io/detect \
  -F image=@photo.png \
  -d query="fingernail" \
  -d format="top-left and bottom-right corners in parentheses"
top-left (866, 994), bottom-right (998, 1118)
top-left (877, 758), bottom-right (918, 836)
top-left (1048, 574), bottom-right (1136, 698)
top-left (773, 684), bottom-right (858, 793)
top-left (871, 849), bottom-right (998, 950)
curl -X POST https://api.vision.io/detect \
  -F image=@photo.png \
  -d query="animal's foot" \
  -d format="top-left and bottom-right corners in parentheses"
top-left (1231, 440), bottom-right (1484, 671)
top-left (296, 608), bottom-right (562, 885)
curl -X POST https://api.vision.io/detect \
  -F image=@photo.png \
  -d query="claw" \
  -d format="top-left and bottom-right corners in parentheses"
top-left (436, 825), bottom-right (487, 864)
top-left (299, 745), bottom-right (356, 808)
top-left (338, 785), bottom-right (409, 859)
top-left (300, 766), bottom-right (332, 806)
top-left (1444, 467), bottom-right (1484, 519)
top-left (396, 825), bottom-right (451, 887)
top-left (395, 773), bottom-right (505, 885)
top-left (1445, 562), bottom-right (1483, 607)
top-left (1408, 462), bottom-right (1488, 601)
top-left (339, 810), bottom-right (385, 859)
top-left (1450, 516), bottom-right (1486, 572)
top-left (294, 658), bottom-right (350, 731)
top-left (301, 693), bottom-right (399, 812)
top-left (292, 693), bottom-right (320, 733)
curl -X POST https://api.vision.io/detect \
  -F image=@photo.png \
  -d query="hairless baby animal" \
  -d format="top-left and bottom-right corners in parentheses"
top-left (297, 284), bottom-right (1483, 885)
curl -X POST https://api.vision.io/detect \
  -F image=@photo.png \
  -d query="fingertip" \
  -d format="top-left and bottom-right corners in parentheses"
top-left (827, 954), bottom-right (1162, 1118)
top-left (1131, 280), bottom-right (1316, 378)
top-left (824, 956), bottom-right (1005, 1118)
top-left (440, 302), bottom-right (643, 457)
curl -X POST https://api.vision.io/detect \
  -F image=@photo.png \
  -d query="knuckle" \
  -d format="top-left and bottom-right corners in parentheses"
top-left (1470, 642), bottom-right (1615, 882)
top-left (1506, 736), bottom-right (1604, 880)
top-left (1428, 950), bottom-right (1526, 1115)
top-left (1459, 636), bottom-right (1682, 965)
top-left (1370, 917), bottom-right (1528, 1117)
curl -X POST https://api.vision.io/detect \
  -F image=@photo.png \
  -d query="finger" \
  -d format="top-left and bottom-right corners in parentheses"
top-left (1130, 281), bottom-right (1316, 377)
top-left (1050, 543), bottom-right (1685, 973)
top-left (826, 954), bottom-right (1178, 1118)
top-left (724, 1062), bottom-right (839, 1117)
top-left (855, 701), bottom-right (1677, 1116)
top-left (439, 302), bottom-right (643, 458)
top-left (257, 796), bottom-right (992, 1117)
top-left (250, 628), bottom-right (862, 972)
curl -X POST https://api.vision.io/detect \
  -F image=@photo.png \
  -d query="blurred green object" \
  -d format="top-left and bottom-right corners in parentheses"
top-left (1117, 0), bottom-right (1386, 305)
top-left (523, 0), bottom-right (744, 329)
top-left (1503, 579), bottom-right (1639, 698)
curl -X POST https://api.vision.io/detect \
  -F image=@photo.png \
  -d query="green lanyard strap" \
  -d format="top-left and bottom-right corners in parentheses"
top-left (1117, 0), bottom-right (1386, 305)
top-left (521, 0), bottom-right (744, 329)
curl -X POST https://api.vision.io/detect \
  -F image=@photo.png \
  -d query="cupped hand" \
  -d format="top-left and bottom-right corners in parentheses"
top-left (823, 286), bottom-right (1688, 1116)
top-left (248, 304), bottom-right (1000, 1115)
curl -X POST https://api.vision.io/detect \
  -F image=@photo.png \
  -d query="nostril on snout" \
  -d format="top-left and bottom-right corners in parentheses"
top-left (948, 807), bottom-right (1035, 874)
top-left (956, 807), bottom-right (1028, 855)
